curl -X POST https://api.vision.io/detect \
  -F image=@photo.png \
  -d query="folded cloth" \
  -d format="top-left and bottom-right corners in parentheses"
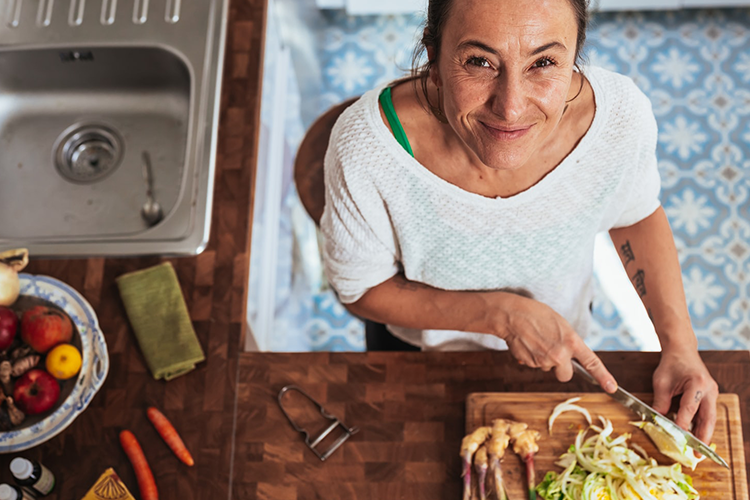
top-left (116, 262), bottom-right (205, 381)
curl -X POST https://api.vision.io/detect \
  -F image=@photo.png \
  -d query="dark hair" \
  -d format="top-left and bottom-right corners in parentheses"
top-left (412, 0), bottom-right (590, 117)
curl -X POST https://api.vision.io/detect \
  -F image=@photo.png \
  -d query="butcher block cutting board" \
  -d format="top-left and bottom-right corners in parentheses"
top-left (466, 393), bottom-right (747, 499)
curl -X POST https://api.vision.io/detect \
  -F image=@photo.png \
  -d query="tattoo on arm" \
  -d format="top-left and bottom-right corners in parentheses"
top-left (631, 269), bottom-right (646, 297)
top-left (620, 240), bottom-right (636, 266)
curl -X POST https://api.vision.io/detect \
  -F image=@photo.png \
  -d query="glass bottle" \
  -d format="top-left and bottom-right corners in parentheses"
top-left (0, 483), bottom-right (36, 500)
top-left (9, 458), bottom-right (54, 496)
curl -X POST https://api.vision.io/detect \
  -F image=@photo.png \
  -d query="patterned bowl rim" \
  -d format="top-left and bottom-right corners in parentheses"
top-left (0, 273), bottom-right (110, 453)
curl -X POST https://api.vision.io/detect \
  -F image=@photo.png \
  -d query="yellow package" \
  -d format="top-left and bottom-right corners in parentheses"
top-left (80, 468), bottom-right (136, 500)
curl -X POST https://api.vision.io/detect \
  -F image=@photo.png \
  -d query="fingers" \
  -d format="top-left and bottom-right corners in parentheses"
top-left (554, 361), bottom-right (573, 383)
top-left (675, 381), bottom-right (704, 432)
top-left (574, 346), bottom-right (617, 393)
top-left (693, 392), bottom-right (718, 445)
top-left (650, 375), bottom-right (673, 415)
top-left (688, 382), bottom-right (719, 444)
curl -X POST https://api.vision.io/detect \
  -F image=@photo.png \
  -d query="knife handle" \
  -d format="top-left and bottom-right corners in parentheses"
top-left (571, 359), bottom-right (600, 386)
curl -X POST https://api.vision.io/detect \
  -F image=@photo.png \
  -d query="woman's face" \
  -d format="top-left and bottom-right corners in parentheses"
top-left (432, 0), bottom-right (580, 171)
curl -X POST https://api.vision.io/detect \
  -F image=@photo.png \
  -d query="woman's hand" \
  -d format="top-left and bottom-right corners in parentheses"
top-left (496, 293), bottom-right (618, 393)
top-left (651, 346), bottom-right (719, 444)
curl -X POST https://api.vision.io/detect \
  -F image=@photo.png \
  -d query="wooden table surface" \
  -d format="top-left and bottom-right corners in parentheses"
top-left (235, 351), bottom-right (750, 500)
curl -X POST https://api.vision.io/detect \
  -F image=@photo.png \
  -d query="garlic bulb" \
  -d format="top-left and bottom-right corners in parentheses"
top-left (0, 248), bottom-right (28, 306)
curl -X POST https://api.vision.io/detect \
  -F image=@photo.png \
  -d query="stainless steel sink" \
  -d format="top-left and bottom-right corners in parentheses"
top-left (0, 0), bottom-right (228, 256)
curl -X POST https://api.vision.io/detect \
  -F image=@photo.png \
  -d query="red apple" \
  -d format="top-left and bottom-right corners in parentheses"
top-left (21, 305), bottom-right (73, 353)
top-left (0, 306), bottom-right (18, 350)
top-left (13, 369), bottom-right (61, 416)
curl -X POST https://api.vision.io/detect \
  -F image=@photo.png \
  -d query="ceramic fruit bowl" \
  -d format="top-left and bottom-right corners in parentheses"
top-left (0, 274), bottom-right (109, 452)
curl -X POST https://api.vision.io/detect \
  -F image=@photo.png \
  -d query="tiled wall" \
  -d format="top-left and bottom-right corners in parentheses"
top-left (270, 3), bottom-right (750, 351)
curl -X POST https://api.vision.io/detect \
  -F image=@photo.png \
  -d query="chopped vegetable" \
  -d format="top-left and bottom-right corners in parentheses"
top-left (631, 418), bottom-right (707, 471)
top-left (147, 407), bottom-right (195, 466)
top-left (536, 417), bottom-right (700, 500)
top-left (548, 397), bottom-right (593, 434)
top-left (120, 430), bottom-right (159, 500)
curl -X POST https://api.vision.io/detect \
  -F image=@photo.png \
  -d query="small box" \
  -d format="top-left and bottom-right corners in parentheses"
top-left (80, 468), bottom-right (136, 500)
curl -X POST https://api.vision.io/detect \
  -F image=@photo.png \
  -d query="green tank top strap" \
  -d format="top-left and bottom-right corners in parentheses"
top-left (379, 86), bottom-right (414, 158)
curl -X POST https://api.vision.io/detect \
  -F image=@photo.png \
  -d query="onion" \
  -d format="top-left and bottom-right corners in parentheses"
top-left (538, 413), bottom-right (700, 500)
top-left (548, 397), bottom-right (593, 434)
top-left (0, 248), bottom-right (29, 306)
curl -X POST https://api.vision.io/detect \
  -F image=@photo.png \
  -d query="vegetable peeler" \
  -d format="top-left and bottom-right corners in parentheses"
top-left (277, 385), bottom-right (358, 461)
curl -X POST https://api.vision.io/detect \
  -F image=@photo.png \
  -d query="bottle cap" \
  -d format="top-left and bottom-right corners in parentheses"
top-left (0, 484), bottom-right (18, 500)
top-left (9, 458), bottom-right (32, 480)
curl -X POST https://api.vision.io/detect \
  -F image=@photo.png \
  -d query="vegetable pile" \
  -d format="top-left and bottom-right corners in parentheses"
top-left (538, 401), bottom-right (700, 500)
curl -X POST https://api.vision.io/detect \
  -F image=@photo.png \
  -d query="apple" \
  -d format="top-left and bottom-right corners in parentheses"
top-left (0, 306), bottom-right (18, 350)
top-left (13, 369), bottom-right (61, 416)
top-left (21, 305), bottom-right (73, 353)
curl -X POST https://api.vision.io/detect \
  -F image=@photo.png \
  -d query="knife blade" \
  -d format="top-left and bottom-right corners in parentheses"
top-left (571, 359), bottom-right (728, 469)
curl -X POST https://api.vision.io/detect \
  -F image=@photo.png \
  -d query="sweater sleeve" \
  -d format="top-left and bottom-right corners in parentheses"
top-left (611, 87), bottom-right (662, 228)
top-left (320, 114), bottom-right (400, 304)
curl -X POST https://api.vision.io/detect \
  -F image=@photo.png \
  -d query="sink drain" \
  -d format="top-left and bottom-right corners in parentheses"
top-left (54, 124), bottom-right (123, 183)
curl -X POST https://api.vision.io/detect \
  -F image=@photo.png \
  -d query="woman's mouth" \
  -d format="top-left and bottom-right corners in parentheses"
top-left (480, 121), bottom-right (533, 141)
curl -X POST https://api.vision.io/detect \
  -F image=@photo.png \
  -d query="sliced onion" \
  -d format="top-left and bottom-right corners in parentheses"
top-left (548, 397), bottom-right (593, 434)
top-left (538, 402), bottom-right (700, 500)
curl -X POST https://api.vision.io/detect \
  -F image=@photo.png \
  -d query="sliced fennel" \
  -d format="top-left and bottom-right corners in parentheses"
top-left (631, 418), bottom-right (708, 471)
top-left (548, 397), bottom-right (593, 434)
top-left (536, 416), bottom-right (700, 500)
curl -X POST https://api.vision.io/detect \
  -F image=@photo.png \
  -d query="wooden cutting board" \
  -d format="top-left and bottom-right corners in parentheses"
top-left (466, 393), bottom-right (748, 499)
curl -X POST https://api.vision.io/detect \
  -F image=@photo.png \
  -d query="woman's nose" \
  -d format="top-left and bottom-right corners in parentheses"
top-left (490, 74), bottom-right (526, 123)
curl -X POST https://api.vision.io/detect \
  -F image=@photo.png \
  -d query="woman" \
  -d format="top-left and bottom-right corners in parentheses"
top-left (320, 0), bottom-right (718, 443)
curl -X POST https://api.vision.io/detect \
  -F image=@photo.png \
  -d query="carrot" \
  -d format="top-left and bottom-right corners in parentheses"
top-left (147, 407), bottom-right (195, 466)
top-left (119, 430), bottom-right (159, 500)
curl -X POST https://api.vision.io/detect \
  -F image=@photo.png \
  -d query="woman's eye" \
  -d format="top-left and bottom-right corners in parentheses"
top-left (533, 57), bottom-right (556, 69)
top-left (466, 56), bottom-right (491, 69)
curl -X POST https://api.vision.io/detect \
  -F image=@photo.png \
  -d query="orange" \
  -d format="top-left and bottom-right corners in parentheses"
top-left (45, 343), bottom-right (82, 380)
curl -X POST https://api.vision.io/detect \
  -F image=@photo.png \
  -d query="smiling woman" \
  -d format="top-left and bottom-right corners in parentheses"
top-left (319, 0), bottom-right (720, 446)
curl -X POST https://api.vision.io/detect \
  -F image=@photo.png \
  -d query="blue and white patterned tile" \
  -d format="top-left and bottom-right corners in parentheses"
top-left (662, 180), bottom-right (730, 246)
top-left (309, 290), bottom-right (365, 351)
top-left (267, 4), bottom-right (750, 352)
top-left (682, 256), bottom-right (739, 329)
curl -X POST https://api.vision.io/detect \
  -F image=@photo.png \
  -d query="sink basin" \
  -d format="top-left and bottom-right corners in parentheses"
top-left (0, 0), bottom-right (228, 256)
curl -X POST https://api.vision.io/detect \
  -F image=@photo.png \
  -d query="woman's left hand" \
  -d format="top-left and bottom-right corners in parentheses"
top-left (651, 347), bottom-right (719, 444)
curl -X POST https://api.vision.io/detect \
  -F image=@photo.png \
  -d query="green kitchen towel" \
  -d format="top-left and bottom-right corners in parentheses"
top-left (116, 262), bottom-right (205, 381)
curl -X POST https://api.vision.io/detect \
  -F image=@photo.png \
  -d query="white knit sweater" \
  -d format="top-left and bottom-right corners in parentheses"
top-left (321, 66), bottom-right (661, 351)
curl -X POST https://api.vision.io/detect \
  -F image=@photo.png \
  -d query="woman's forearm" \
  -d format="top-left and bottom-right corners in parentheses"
top-left (349, 273), bottom-right (618, 390)
top-left (346, 274), bottom-right (510, 335)
top-left (609, 207), bottom-right (697, 352)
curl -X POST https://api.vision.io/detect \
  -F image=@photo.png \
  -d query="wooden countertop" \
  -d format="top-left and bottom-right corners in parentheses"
top-left (235, 351), bottom-right (750, 499)
top-left (0, 0), bottom-right (267, 497)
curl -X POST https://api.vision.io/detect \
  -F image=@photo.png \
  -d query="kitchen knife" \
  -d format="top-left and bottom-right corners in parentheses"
top-left (571, 359), bottom-right (729, 469)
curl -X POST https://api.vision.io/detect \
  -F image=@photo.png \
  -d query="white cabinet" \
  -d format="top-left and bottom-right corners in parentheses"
top-left (247, 0), bottom-right (296, 351)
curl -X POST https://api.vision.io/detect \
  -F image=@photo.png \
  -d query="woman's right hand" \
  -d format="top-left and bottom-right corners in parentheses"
top-left (493, 292), bottom-right (618, 393)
